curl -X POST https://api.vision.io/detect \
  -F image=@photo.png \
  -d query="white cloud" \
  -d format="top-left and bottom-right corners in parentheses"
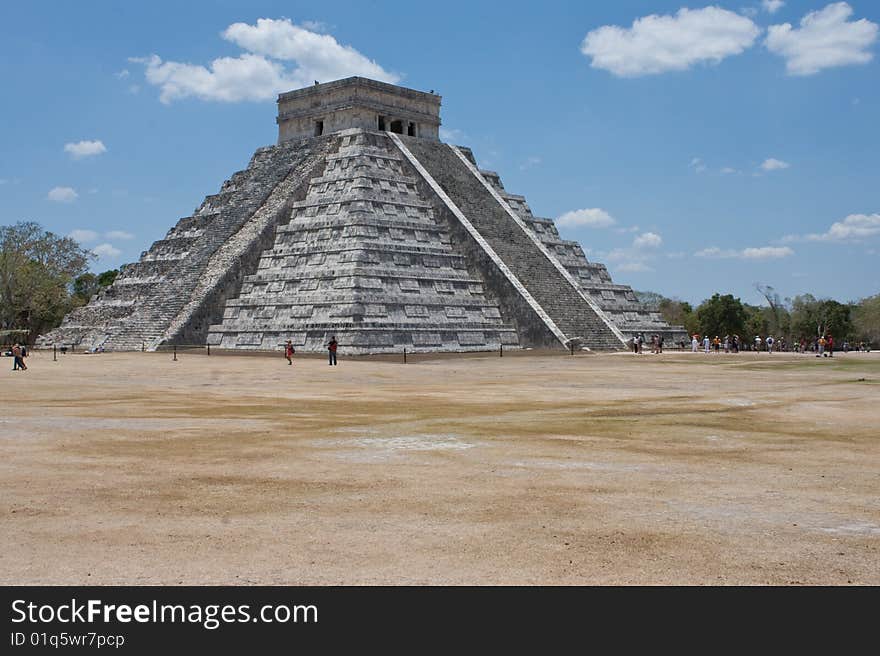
top-left (766, 2), bottom-right (878, 75)
top-left (618, 262), bottom-right (652, 272)
top-left (134, 18), bottom-right (399, 104)
top-left (135, 53), bottom-right (293, 104)
top-left (633, 231), bottom-right (663, 249)
top-left (800, 213), bottom-right (880, 242)
top-left (69, 229), bottom-right (98, 243)
top-left (695, 245), bottom-right (794, 259)
top-left (300, 20), bottom-right (328, 33)
top-left (556, 208), bottom-right (616, 228)
top-left (580, 7), bottom-right (760, 77)
top-left (760, 157), bottom-right (790, 170)
top-left (762, 0), bottom-right (785, 14)
top-left (742, 246), bottom-right (794, 259)
top-left (92, 243), bottom-right (122, 258)
top-left (519, 156), bottom-right (542, 171)
top-left (602, 245), bottom-right (657, 273)
top-left (70, 229), bottom-right (134, 244)
top-left (64, 140), bottom-right (107, 159)
top-left (105, 230), bottom-right (135, 240)
top-left (115, 69), bottom-right (130, 79)
top-left (689, 157), bottom-right (708, 173)
top-left (48, 186), bottom-right (78, 202)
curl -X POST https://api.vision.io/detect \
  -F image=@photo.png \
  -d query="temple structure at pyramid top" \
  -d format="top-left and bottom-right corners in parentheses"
top-left (277, 77), bottom-right (442, 142)
top-left (40, 77), bottom-right (684, 354)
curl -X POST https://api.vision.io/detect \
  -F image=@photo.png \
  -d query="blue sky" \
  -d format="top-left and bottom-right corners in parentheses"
top-left (1, 1), bottom-right (878, 306)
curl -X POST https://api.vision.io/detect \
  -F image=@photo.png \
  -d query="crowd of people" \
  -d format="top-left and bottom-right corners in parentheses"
top-left (626, 331), bottom-right (873, 356)
top-left (676, 333), bottom-right (871, 356)
top-left (629, 333), bottom-right (665, 354)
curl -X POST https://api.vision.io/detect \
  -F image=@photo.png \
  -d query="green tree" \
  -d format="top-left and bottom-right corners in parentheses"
top-left (0, 221), bottom-right (93, 342)
top-left (754, 283), bottom-right (791, 337)
top-left (695, 293), bottom-right (747, 338)
top-left (656, 297), bottom-right (697, 334)
top-left (790, 295), bottom-right (853, 340)
top-left (97, 268), bottom-right (118, 287)
top-left (818, 300), bottom-right (853, 340)
top-left (634, 290), bottom-right (664, 309)
top-left (852, 294), bottom-right (880, 345)
top-left (73, 272), bottom-right (99, 302)
top-left (72, 268), bottom-right (119, 304)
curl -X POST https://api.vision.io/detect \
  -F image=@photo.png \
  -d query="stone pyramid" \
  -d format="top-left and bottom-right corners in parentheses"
top-left (41, 77), bottom-right (683, 353)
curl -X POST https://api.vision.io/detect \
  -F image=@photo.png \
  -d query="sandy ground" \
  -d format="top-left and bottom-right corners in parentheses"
top-left (1, 347), bottom-right (878, 585)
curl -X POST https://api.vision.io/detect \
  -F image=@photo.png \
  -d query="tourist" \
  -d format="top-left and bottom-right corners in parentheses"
top-left (827, 334), bottom-right (834, 357)
top-left (703, 335), bottom-right (711, 354)
top-left (657, 334), bottom-right (664, 354)
top-left (284, 339), bottom-right (295, 365)
top-left (754, 335), bottom-right (762, 352)
top-left (12, 343), bottom-right (27, 371)
top-left (691, 335), bottom-right (699, 353)
top-left (632, 334), bottom-right (639, 354)
top-left (766, 335), bottom-right (775, 353)
top-left (817, 335), bottom-right (826, 357)
top-left (327, 335), bottom-right (338, 366)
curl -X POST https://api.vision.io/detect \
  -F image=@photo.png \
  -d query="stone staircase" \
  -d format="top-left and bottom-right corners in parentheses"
top-left (40, 137), bottom-right (326, 351)
top-left (395, 136), bottom-right (625, 350)
top-left (483, 182), bottom-right (685, 344)
top-left (207, 130), bottom-right (519, 353)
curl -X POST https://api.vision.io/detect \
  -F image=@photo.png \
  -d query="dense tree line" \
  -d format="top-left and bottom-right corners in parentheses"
top-left (639, 288), bottom-right (878, 346)
top-left (1, 221), bottom-right (118, 344)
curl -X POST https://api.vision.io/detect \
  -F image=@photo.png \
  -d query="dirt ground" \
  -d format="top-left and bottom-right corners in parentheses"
top-left (1, 347), bottom-right (878, 585)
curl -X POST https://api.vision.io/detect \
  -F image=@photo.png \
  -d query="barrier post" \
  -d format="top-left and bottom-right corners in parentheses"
top-left (403, 347), bottom-right (407, 364)
top-left (53, 345), bottom-right (57, 362)
top-left (500, 343), bottom-right (503, 358)
top-left (207, 344), bottom-right (210, 356)
top-left (173, 345), bottom-right (177, 362)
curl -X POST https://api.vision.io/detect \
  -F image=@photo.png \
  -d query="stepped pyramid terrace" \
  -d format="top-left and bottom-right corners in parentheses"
top-left (40, 77), bottom-right (683, 353)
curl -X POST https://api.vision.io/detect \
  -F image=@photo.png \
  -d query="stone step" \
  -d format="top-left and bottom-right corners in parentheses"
top-left (397, 136), bottom-right (624, 351)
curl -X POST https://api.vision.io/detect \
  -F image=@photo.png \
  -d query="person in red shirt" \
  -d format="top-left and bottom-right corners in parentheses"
top-left (826, 334), bottom-right (834, 358)
top-left (284, 339), bottom-right (295, 365)
top-left (327, 336), bottom-right (338, 366)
